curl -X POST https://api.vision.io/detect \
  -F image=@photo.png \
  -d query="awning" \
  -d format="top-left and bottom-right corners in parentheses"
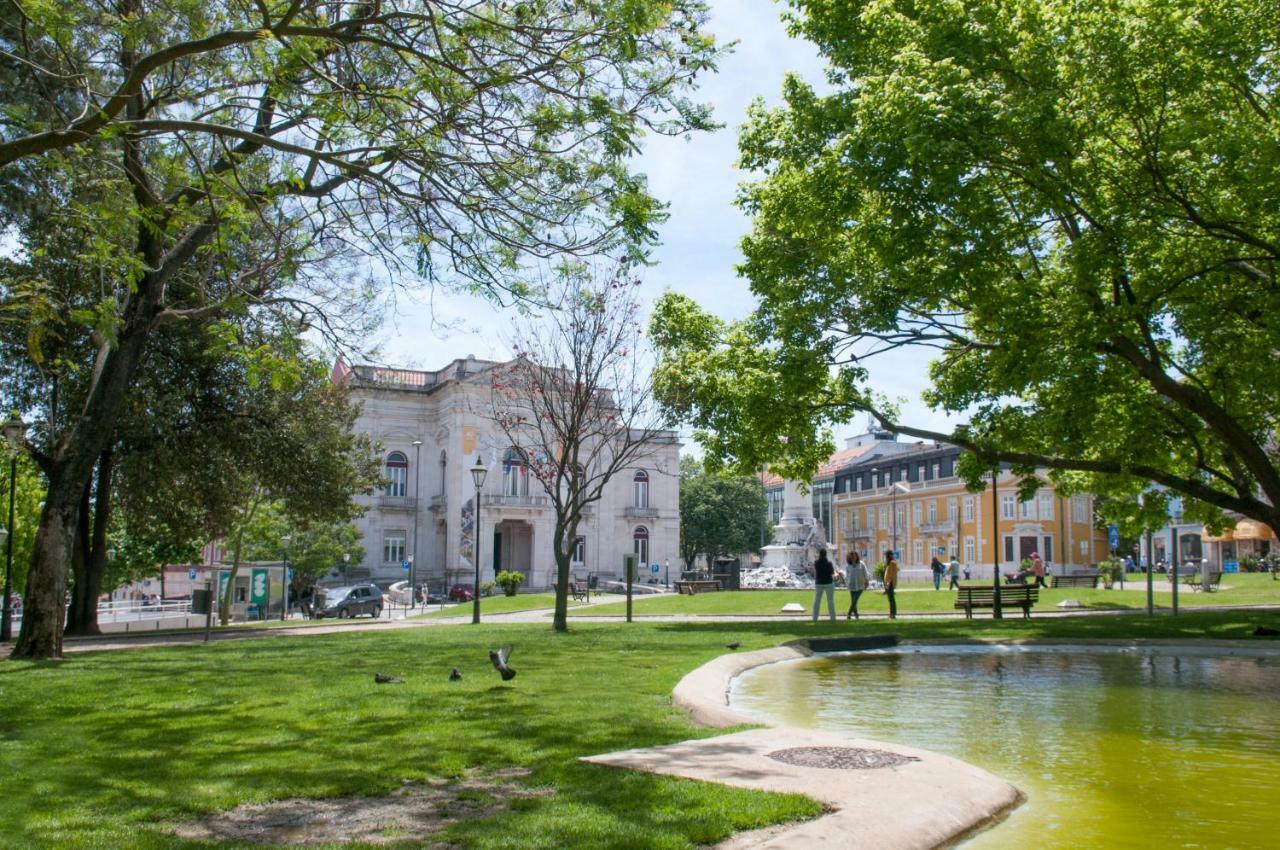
top-left (1202, 520), bottom-right (1275, 543)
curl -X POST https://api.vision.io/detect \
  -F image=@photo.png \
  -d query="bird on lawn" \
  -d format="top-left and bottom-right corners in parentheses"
top-left (449, 667), bottom-right (463, 681)
top-left (725, 642), bottom-right (741, 650)
top-left (374, 673), bottom-right (403, 684)
top-left (489, 645), bottom-right (517, 681)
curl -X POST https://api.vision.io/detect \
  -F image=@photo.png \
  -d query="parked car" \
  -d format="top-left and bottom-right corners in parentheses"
top-left (448, 584), bottom-right (475, 602)
top-left (313, 584), bottom-right (383, 618)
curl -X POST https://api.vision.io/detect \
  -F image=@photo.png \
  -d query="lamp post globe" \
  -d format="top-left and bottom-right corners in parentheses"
top-left (469, 456), bottom-right (488, 624)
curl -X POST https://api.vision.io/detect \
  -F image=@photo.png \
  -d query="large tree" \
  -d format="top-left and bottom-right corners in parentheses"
top-left (678, 456), bottom-right (767, 570)
top-left (488, 264), bottom-right (667, 631)
top-left (1, 0), bottom-right (721, 657)
top-left (651, 0), bottom-right (1280, 534)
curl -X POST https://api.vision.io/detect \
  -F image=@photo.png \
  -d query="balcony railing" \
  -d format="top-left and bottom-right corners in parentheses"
top-left (624, 506), bottom-right (659, 518)
top-left (919, 519), bottom-right (956, 534)
top-left (482, 494), bottom-right (549, 509)
top-left (376, 495), bottom-right (418, 511)
top-left (428, 494), bottom-right (447, 513)
top-left (849, 528), bottom-right (875, 539)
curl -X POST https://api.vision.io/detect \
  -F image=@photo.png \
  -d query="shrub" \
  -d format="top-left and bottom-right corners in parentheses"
top-left (495, 570), bottom-right (526, 597)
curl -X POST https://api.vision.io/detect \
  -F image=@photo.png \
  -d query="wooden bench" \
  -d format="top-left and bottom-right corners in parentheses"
top-left (1051, 573), bottom-right (1099, 589)
top-left (954, 585), bottom-right (1039, 619)
top-left (674, 579), bottom-right (722, 596)
top-left (569, 575), bottom-right (590, 603)
top-left (1184, 572), bottom-right (1223, 592)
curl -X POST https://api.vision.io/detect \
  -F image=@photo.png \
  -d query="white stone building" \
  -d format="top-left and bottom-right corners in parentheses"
top-left (338, 357), bottom-right (680, 591)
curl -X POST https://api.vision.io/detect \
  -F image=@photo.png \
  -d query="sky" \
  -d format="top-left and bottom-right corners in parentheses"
top-left (375, 0), bottom-right (960, 445)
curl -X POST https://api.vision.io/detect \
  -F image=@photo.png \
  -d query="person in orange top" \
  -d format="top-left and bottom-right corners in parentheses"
top-left (883, 550), bottom-right (899, 619)
top-left (1031, 552), bottom-right (1047, 588)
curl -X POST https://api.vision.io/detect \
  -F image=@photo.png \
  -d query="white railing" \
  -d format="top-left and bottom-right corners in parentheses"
top-left (96, 601), bottom-right (192, 622)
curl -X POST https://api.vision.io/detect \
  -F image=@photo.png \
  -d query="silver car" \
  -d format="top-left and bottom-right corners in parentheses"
top-left (314, 584), bottom-right (383, 618)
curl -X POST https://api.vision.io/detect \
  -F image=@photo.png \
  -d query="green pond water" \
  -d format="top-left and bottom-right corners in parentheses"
top-left (730, 646), bottom-right (1280, 849)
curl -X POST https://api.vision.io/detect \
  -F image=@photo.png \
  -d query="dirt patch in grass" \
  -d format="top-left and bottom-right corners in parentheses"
top-left (174, 769), bottom-right (547, 845)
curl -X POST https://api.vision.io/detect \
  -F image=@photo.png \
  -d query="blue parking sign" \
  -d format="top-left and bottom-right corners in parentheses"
top-left (188, 568), bottom-right (198, 581)
top-left (1107, 525), bottom-right (1120, 549)
top-left (401, 560), bottom-right (411, 570)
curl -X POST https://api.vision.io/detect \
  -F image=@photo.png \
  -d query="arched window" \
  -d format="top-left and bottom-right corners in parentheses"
top-left (503, 448), bottom-right (529, 496)
top-left (633, 469), bottom-right (650, 509)
top-left (385, 451), bottom-right (408, 497)
top-left (633, 526), bottom-right (650, 566)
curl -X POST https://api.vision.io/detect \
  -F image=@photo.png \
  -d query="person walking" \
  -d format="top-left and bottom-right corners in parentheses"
top-left (845, 551), bottom-right (870, 619)
top-left (930, 555), bottom-right (944, 590)
top-left (948, 556), bottom-right (961, 590)
top-left (812, 550), bottom-right (837, 622)
top-left (883, 550), bottom-right (899, 619)
top-left (1031, 552), bottom-right (1047, 588)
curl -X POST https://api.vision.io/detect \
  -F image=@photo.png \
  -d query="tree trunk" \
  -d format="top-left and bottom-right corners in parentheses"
top-left (65, 482), bottom-right (93, 634)
top-left (551, 518), bottom-right (577, 632)
top-left (9, 479), bottom-right (79, 658)
top-left (66, 452), bottom-right (113, 637)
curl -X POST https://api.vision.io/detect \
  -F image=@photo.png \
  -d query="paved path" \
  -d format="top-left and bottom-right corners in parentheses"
top-left (34, 597), bottom-right (1280, 653)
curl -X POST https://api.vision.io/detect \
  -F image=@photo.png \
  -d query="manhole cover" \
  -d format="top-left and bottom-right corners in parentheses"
top-left (766, 746), bottom-right (918, 770)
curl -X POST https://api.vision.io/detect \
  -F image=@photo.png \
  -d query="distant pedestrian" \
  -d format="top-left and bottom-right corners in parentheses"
top-left (812, 550), bottom-right (836, 621)
top-left (948, 557), bottom-right (961, 590)
top-left (883, 550), bottom-right (899, 619)
top-left (845, 551), bottom-right (870, 620)
top-left (1031, 552), bottom-right (1047, 588)
top-left (930, 556), bottom-right (944, 590)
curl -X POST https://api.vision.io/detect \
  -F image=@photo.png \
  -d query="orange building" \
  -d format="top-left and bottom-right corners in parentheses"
top-left (831, 442), bottom-right (1108, 582)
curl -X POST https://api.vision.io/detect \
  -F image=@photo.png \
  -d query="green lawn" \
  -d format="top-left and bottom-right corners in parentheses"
top-left (576, 572), bottom-right (1280, 617)
top-left (410, 591), bottom-right (588, 620)
top-left (4, 611), bottom-right (1278, 849)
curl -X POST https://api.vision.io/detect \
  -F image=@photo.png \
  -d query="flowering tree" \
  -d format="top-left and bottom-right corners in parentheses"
top-left (489, 265), bottom-right (667, 631)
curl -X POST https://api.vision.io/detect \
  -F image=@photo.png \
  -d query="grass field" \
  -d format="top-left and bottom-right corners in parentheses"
top-left (4, 610), bottom-right (1278, 849)
top-left (411, 592), bottom-right (584, 620)
top-left (576, 572), bottom-right (1280, 617)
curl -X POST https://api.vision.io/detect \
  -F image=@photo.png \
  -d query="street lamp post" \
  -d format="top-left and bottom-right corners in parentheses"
top-left (469, 456), bottom-right (488, 625)
top-left (665, 558), bottom-right (670, 589)
top-left (2, 412), bottom-right (25, 642)
top-left (990, 468), bottom-right (1002, 619)
top-left (870, 466), bottom-right (880, 554)
top-left (342, 551), bottom-right (350, 583)
top-left (411, 439), bottom-right (423, 608)
top-left (280, 534), bottom-right (291, 621)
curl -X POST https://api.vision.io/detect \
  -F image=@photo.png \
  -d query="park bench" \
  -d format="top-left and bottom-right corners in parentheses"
top-left (954, 585), bottom-right (1039, 619)
top-left (1051, 573), bottom-right (1099, 589)
top-left (674, 579), bottom-right (722, 595)
top-left (569, 575), bottom-right (590, 603)
top-left (1183, 572), bottom-right (1223, 593)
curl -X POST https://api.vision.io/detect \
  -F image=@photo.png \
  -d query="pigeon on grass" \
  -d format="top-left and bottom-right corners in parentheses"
top-left (449, 667), bottom-right (463, 681)
top-left (489, 645), bottom-right (517, 681)
top-left (725, 642), bottom-right (741, 650)
top-left (374, 673), bottom-right (403, 684)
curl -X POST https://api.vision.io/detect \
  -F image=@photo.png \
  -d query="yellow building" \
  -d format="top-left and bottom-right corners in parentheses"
top-left (831, 443), bottom-right (1108, 582)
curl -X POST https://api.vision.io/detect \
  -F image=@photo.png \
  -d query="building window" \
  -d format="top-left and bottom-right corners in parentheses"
top-left (1004, 536), bottom-right (1015, 563)
top-left (918, 463), bottom-right (927, 481)
top-left (1019, 499), bottom-right (1035, 520)
top-left (964, 536), bottom-right (976, 562)
top-left (1043, 536), bottom-right (1054, 563)
top-left (384, 451), bottom-right (408, 497)
top-left (927, 500), bottom-right (938, 524)
top-left (913, 540), bottom-right (923, 564)
top-left (913, 502), bottom-right (922, 526)
top-left (867, 508), bottom-right (876, 530)
top-left (899, 467), bottom-right (908, 482)
top-left (1001, 494), bottom-right (1016, 520)
top-left (572, 536), bottom-right (586, 565)
top-left (503, 448), bottom-right (530, 496)
top-left (880, 507), bottom-right (889, 529)
top-left (1073, 495), bottom-right (1088, 523)
top-left (383, 530), bottom-right (407, 564)
top-left (948, 498), bottom-right (958, 522)
top-left (963, 496), bottom-right (974, 523)
top-left (633, 526), bottom-right (649, 566)
top-left (932, 461), bottom-right (941, 479)
top-left (633, 470), bottom-right (650, 508)
top-left (1039, 493), bottom-right (1054, 521)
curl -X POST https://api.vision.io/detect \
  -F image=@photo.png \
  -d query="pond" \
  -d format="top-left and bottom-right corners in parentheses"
top-left (730, 645), bottom-right (1280, 849)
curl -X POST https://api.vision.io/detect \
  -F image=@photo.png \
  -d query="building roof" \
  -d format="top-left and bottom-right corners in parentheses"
top-left (335, 356), bottom-right (501, 394)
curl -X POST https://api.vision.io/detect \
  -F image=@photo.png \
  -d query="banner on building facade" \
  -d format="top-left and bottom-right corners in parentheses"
top-left (250, 568), bottom-right (270, 604)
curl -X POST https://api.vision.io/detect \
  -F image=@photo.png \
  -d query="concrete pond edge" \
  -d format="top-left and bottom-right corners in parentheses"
top-left (619, 634), bottom-right (1280, 849)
